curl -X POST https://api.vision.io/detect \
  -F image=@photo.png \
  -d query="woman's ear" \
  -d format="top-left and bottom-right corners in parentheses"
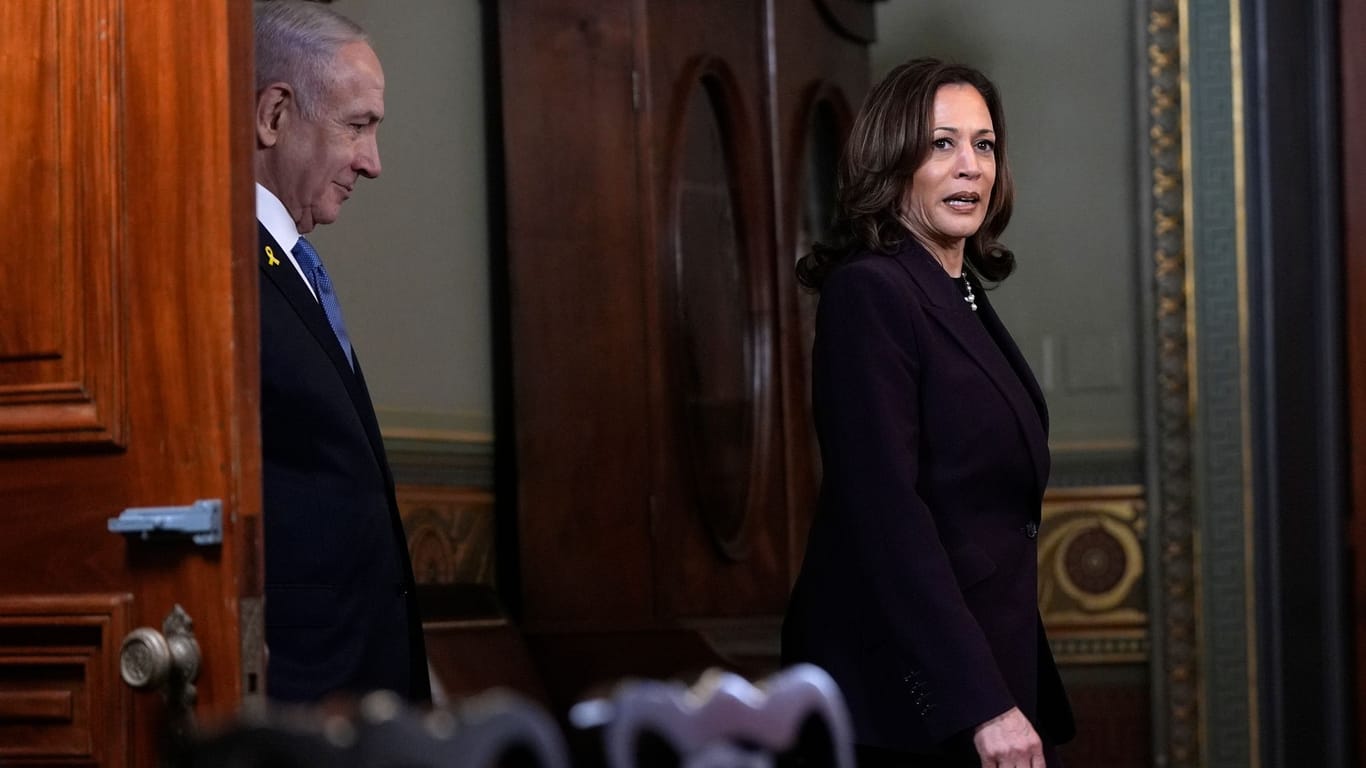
top-left (255, 83), bottom-right (293, 148)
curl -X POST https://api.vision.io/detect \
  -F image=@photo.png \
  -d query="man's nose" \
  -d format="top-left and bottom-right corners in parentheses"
top-left (357, 135), bottom-right (381, 179)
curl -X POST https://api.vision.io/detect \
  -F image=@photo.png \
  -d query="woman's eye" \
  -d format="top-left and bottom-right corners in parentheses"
top-left (932, 138), bottom-right (952, 150)
top-left (975, 139), bottom-right (995, 152)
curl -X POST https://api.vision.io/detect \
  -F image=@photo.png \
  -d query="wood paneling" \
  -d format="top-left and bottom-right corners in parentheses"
top-left (772, 0), bottom-right (867, 578)
top-left (0, 0), bottom-right (125, 447)
top-left (1055, 665), bottom-right (1151, 768)
top-left (0, 691), bottom-right (76, 722)
top-left (425, 621), bottom-right (549, 704)
top-left (644, 0), bottom-right (784, 618)
top-left (498, 0), bottom-right (655, 628)
top-left (0, 595), bottom-right (131, 766)
top-left (497, 0), bottom-right (871, 682)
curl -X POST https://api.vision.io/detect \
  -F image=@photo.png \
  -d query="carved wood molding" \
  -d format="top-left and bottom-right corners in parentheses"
top-left (660, 56), bottom-right (777, 562)
top-left (0, 0), bottom-right (127, 448)
top-left (0, 594), bottom-right (132, 766)
top-left (397, 484), bottom-right (496, 588)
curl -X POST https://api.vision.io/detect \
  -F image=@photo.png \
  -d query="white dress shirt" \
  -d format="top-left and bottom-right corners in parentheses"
top-left (256, 183), bottom-right (319, 302)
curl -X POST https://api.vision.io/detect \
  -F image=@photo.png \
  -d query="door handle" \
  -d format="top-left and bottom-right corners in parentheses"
top-left (120, 604), bottom-right (201, 734)
top-left (107, 499), bottom-right (221, 545)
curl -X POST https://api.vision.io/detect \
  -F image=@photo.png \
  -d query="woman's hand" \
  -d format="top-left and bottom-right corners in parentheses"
top-left (972, 706), bottom-right (1044, 768)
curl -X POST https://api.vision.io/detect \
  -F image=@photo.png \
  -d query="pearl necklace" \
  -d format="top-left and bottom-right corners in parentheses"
top-left (955, 274), bottom-right (978, 312)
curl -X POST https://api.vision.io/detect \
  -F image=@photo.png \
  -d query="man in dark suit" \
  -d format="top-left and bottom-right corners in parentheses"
top-left (252, 0), bottom-right (428, 703)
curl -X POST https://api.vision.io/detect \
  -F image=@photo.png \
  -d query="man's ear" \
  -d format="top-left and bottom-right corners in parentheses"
top-left (255, 83), bottom-right (293, 148)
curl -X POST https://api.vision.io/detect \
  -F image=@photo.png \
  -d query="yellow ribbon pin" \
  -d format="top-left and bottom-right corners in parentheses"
top-left (265, 245), bottom-right (280, 267)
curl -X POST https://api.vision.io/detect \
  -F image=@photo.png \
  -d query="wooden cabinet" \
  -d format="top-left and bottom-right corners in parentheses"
top-left (495, 0), bottom-right (873, 701)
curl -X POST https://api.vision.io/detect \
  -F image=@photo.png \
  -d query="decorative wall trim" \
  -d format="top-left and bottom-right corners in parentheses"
top-left (1147, 0), bottom-right (1257, 764)
top-left (1039, 486), bottom-right (1148, 665)
top-left (386, 435), bottom-right (494, 489)
top-left (1050, 629), bottom-right (1151, 666)
top-left (396, 484), bottom-right (496, 591)
top-left (1185, 0), bottom-right (1256, 762)
top-left (1146, 1), bottom-right (1200, 765)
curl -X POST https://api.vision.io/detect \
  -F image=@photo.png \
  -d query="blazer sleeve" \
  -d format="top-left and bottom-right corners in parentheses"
top-left (812, 261), bottom-right (1016, 741)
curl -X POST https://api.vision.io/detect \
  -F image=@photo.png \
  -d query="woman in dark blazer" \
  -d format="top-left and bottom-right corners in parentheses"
top-left (782, 59), bottom-right (1074, 767)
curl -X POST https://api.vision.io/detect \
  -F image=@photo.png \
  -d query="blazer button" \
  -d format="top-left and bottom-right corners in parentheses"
top-left (1024, 522), bottom-right (1039, 539)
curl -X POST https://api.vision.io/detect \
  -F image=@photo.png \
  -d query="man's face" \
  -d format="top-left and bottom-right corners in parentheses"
top-left (272, 41), bottom-right (385, 233)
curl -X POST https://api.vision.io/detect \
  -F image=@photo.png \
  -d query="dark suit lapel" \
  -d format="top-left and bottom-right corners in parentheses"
top-left (891, 241), bottom-right (1050, 497)
top-left (258, 223), bottom-right (390, 476)
top-left (974, 284), bottom-right (1049, 433)
top-left (971, 283), bottom-right (1050, 495)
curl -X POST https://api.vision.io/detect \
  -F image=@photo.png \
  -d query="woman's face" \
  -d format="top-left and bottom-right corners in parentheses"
top-left (900, 83), bottom-right (997, 255)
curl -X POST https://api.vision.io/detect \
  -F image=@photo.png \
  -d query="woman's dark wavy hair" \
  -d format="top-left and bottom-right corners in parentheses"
top-left (796, 58), bottom-right (1016, 291)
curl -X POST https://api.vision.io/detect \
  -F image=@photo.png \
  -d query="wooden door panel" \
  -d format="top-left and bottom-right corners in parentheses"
top-left (0, 0), bottom-right (258, 764)
top-left (645, 0), bottom-right (787, 617)
top-left (772, 0), bottom-right (870, 576)
top-left (499, 0), bottom-right (656, 627)
top-left (0, 0), bottom-right (125, 447)
top-left (0, 596), bottom-right (131, 766)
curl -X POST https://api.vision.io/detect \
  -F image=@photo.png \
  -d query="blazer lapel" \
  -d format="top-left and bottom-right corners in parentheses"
top-left (258, 223), bottom-right (390, 476)
top-left (972, 283), bottom-right (1051, 497)
top-left (891, 241), bottom-right (1051, 498)
top-left (975, 287), bottom-right (1049, 434)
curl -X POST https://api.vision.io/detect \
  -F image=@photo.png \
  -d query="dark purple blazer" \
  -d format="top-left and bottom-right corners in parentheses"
top-left (257, 222), bottom-right (429, 703)
top-left (782, 238), bottom-right (1073, 759)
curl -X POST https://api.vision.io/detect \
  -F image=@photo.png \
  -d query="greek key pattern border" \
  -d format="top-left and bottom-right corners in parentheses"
top-left (1147, 1), bottom-right (1200, 765)
top-left (1187, 0), bottom-right (1253, 764)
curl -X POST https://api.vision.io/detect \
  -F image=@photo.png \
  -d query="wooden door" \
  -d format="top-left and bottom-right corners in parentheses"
top-left (0, 2), bottom-right (258, 765)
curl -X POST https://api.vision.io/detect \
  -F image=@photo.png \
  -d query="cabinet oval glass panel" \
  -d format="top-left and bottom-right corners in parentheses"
top-left (672, 76), bottom-right (755, 559)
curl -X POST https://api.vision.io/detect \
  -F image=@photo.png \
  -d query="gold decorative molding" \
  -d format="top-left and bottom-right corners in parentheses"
top-left (1048, 628), bottom-right (1150, 666)
top-left (1039, 487), bottom-right (1148, 664)
top-left (1149, 1), bottom-right (1200, 765)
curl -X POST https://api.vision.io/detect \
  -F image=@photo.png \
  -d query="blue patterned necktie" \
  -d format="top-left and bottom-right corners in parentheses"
top-left (291, 236), bottom-right (354, 370)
